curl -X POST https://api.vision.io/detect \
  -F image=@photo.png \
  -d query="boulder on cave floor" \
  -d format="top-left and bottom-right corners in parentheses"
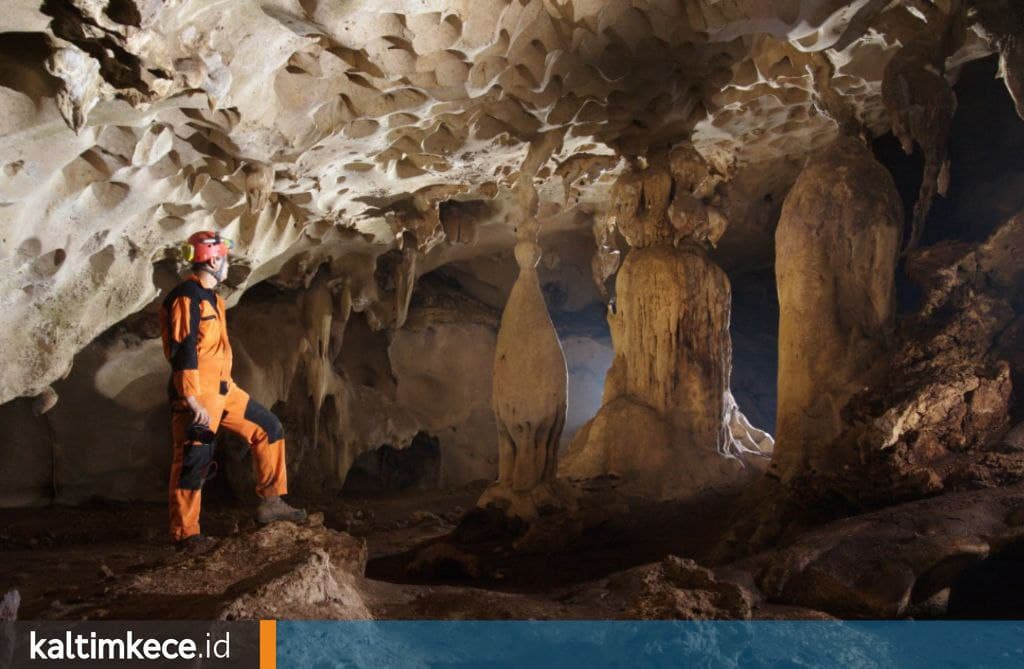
top-left (741, 484), bottom-right (1024, 618)
top-left (624, 556), bottom-right (755, 620)
top-left (547, 554), bottom-right (765, 620)
top-left (72, 517), bottom-right (373, 620)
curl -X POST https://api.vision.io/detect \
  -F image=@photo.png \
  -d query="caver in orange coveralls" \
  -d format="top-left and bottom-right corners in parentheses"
top-left (159, 274), bottom-right (288, 541)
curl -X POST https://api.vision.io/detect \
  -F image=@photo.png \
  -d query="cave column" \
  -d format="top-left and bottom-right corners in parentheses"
top-left (562, 148), bottom-right (765, 499)
top-left (771, 135), bottom-right (903, 483)
top-left (477, 183), bottom-right (570, 519)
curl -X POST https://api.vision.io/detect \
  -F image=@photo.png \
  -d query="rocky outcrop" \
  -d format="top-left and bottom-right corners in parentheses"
top-left (78, 518), bottom-right (373, 620)
top-left (771, 135), bottom-right (903, 485)
top-left (826, 213), bottom-right (1024, 507)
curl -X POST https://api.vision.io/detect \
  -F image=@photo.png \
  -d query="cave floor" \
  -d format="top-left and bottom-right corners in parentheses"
top-left (0, 481), bottom-right (756, 620)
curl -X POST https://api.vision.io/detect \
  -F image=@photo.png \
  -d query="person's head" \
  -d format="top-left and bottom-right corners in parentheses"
top-left (182, 231), bottom-right (232, 284)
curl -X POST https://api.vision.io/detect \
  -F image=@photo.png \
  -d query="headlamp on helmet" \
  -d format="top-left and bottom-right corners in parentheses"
top-left (180, 231), bottom-right (234, 263)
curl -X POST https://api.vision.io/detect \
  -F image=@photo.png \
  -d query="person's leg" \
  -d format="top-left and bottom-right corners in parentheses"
top-left (219, 383), bottom-right (305, 522)
top-left (168, 405), bottom-right (198, 542)
top-left (168, 393), bottom-right (225, 542)
top-left (219, 384), bottom-right (287, 496)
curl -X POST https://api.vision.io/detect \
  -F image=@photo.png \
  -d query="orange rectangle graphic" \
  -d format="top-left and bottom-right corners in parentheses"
top-left (259, 619), bottom-right (276, 669)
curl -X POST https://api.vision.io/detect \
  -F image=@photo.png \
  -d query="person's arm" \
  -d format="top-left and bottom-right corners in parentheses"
top-left (167, 294), bottom-right (209, 425)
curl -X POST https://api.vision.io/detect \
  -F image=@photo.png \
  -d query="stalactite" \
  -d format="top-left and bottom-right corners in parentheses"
top-left (393, 232), bottom-right (418, 331)
top-left (243, 162), bottom-right (274, 214)
top-left (301, 273), bottom-right (334, 454)
top-left (880, 1), bottom-right (964, 254)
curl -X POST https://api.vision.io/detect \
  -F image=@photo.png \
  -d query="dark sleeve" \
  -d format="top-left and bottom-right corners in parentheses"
top-left (167, 293), bottom-right (202, 397)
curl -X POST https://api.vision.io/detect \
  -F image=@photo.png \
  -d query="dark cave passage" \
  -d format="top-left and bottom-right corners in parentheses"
top-left (342, 432), bottom-right (442, 495)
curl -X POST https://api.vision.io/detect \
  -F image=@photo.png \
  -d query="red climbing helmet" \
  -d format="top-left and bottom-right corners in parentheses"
top-left (181, 231), bottom-right (233, 263)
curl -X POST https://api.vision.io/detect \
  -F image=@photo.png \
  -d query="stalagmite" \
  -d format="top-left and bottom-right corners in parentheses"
top-left (477, 182), bottom-right (570, 520)
top-left (771, 135), bottom-right (903, 484)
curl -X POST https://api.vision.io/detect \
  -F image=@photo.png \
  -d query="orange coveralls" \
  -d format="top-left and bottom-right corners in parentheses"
top-left (159, 275), bottom-right (288, 541)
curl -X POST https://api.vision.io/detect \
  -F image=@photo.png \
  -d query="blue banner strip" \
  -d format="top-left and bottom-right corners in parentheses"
top-left (277, 621), bottom-right (1024, 669)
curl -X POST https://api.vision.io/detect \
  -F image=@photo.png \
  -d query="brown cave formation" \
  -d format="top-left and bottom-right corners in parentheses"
top-left (477, 183), bottom-right (571, 520)
top-left (562, 153), bottom-right (769, 500)
top-left (772, 135), bottom-right (904, 485)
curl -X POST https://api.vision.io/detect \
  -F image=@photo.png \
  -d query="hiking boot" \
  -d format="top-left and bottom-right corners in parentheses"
top-left (255, 496), bottom-right (307, 525)
top-left (177, 534), bottom-right (218, 556)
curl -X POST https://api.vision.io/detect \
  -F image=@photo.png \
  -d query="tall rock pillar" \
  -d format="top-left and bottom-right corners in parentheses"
top-left (772, 136), bottom-right (903, 483)
top-left (562, 149), bottom-right (769, 499)
top-left (477, 184), bottom-right (570, 519)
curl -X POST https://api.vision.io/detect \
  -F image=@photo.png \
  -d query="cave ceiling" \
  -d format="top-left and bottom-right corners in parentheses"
top-left (0, 0), bottom-right (1019, 404)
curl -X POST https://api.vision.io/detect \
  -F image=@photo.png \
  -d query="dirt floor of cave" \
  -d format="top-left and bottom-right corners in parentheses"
top-left (0, 482), bottom-right (741, 619)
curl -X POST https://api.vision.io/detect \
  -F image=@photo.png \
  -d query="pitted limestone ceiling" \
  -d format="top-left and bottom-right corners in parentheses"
top-left (0, 0), bottom-right (1013, 404)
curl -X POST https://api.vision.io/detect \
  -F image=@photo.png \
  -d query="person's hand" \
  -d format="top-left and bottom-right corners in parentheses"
top-left (186, 396), bottom-right (210, 426)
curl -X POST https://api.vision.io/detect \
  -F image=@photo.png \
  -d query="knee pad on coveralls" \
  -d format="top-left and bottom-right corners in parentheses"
top-left (179, 424), bottom-right (218, 490)
top-left (244, 399), bottom-right (284, 442)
